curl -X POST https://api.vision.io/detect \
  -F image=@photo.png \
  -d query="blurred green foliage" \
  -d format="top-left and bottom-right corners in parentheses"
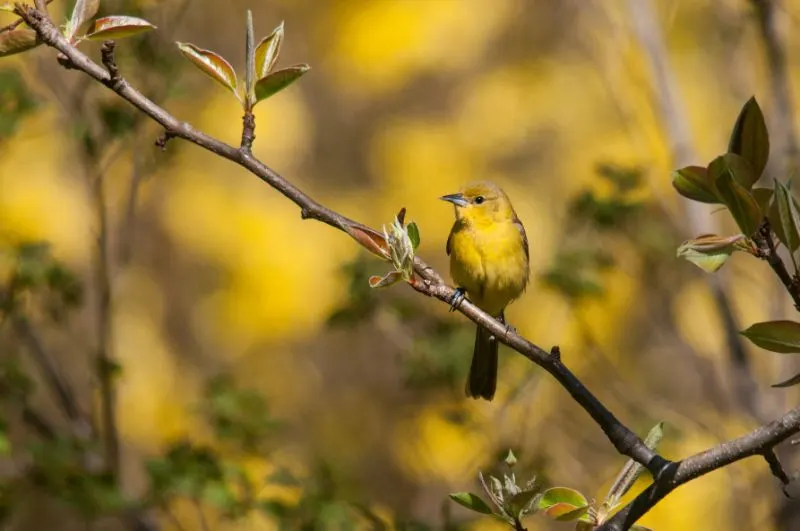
top-left (0, 68), bottom-right (36, 141)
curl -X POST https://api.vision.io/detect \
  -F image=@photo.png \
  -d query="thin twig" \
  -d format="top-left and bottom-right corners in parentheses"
top-left (0, 0), bottom-right (54, 34)
top-left (763, 448), bottom-right (790, 486)
top-left (12, 315), bottom-right (81, 423)
top-left (92, 148), bottom-right (119, 476)
top-left (756, 221), bottom-right (800, 310)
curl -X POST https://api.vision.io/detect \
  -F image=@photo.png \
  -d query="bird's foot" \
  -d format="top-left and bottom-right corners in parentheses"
top-left (497, 314), bottom-right (516, 337)
top-left (449, 287), bottom-right (466, 312)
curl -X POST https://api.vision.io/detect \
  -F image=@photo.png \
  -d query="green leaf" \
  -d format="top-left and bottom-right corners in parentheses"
top-left (0, 29), bottom-right (40, 57)
top-left (65, 0), bottom-right (99, 41)
top-left (537, 487), bottom-right (588, 512)
top-left (671, 166), bottom-right (719, 204)
top-left (643, 421), bottom-right (664, 450)
top-left (753, 188), bottom-right (773, 212)
top-left (255, 21), bottom-right (284, 79)
top-left (505, 449), bottom-right (517, 467)
top-left (407, 222), bottom-right (420, 250)
top-left (741, 320), bottom-right (800, 353)
top-left (84, 16), bottom-right (156, 40)
top-left (343, 224), bottom-right (389, 259)
top-left (605, 422), bottom-right (664, 507)
top-left (448, 492), bottom-right (493, 515)
top-left (176, 42), bottom-right (240, 102)
top-left (774, 180), bottom-right (800, 252)
top-left (254, 64), bottom-right (309, 103)
top-left (368, 271), bottom-right (402, 289)
top-left (771, 371), bottom-right (800, 388)
top-left (709, 153), bottom-right (758, 190)
top-left (677, 234), bottom-right (745, 273)
top-left (245, 10), bottom-right (255, 106)
top-left (715, 167), bottom-right (763, 236)
top-left (728, 96), bottom-right (769, 180)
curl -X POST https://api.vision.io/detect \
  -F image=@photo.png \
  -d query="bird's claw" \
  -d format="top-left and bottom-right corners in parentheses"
top-left (449, 287), bottom-right (466, 312)
top-left (503, 323), bottom-right (517, 338)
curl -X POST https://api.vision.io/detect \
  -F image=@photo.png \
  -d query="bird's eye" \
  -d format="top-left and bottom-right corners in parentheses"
top-left (474, 196), bottom-right (485, 205)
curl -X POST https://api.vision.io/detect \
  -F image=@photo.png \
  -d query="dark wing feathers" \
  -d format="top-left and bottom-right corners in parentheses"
top-left (513, 215), bottom-right (529, 261)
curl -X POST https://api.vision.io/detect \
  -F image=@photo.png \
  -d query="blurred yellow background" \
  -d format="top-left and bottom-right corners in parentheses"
top-left (1, 0), bottom-right (799, 529)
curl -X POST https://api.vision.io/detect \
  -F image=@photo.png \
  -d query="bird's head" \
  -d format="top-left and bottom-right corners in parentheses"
top-left (440, 181), bottom-right (516, 225)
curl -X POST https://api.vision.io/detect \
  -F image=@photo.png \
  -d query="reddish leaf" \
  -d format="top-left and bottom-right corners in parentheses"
top-left (543, 502), bottom-right (589, 521)
top-left (176, 42), bottom-right (239, 99)
top-left (85, 16), bottom-right (156, 40)
top-left (677, 234), bottom-right (745, 273)
top-left (0, 29), bottom-right (40, 57)
top-left (368, 271), bottom-right (402, 288)
top-left (344, 225), bottom-right (389, 259)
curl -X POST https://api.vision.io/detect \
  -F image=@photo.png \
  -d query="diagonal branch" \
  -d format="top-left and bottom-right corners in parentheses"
top-left (599, 406), bottom-right (800, 530)
top-left (13, 3), bottom-right (667, 476)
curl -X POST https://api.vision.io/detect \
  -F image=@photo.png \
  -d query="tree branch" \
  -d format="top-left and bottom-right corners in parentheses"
top-left (756, 220), bottom-right (800, 310)
top-left (92, 38), bottom-right (121, 480)
top-left (599, 406), bottom-right (800, 530)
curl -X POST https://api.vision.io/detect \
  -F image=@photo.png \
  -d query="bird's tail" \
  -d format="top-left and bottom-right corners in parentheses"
top-left (466, 323), bottom-right (498, 401)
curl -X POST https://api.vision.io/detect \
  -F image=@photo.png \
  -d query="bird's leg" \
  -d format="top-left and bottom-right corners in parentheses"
top-left (498, 312), bottom-right (516, 337)
top-left (449, 287), bottom-right (467, 312)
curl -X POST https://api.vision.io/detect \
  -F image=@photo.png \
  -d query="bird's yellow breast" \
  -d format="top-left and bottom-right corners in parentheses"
top-left (448, 220), bottom-right (529, 316)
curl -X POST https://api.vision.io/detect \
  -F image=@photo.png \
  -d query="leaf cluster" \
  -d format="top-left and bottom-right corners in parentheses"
top-left (450, 425), bottom-right (662, 530)
top-left (674, 96), bottom-right (800, 387)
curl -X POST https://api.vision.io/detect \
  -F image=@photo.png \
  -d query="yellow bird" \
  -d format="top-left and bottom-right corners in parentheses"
top-left (441, 181), bottom-right (529, 401)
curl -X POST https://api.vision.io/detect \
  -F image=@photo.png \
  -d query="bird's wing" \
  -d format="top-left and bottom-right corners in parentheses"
top-left (446, 221), bottom-right (460, 256)
top-left (514, 216), bottom-right (529, 261)
top-left (446, 227), bottom-right (453, 255)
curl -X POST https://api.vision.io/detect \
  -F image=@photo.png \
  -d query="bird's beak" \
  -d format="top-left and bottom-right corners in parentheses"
top-left (440, 193), bottom-right (469, 208)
